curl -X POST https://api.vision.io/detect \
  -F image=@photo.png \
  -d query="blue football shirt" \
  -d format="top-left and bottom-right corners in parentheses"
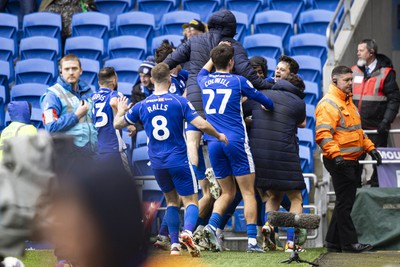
top-left (197, 69), bottom-right (273, 142)
top-left (92, 88), bottom-right (126, 153)
top-left (125, 92), bottom-right (198, 168)
top-left (169, 70), bottom-right (188, 96)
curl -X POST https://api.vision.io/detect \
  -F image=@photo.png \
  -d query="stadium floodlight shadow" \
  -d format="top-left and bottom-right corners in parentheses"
top-left (269, 211), bottom-right (320, 266)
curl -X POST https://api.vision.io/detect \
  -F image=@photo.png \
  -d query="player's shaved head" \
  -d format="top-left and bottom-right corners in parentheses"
top-left (211, 44), bottom-right (234, 70)
top-left (151, 63), bottom-right (170, 85)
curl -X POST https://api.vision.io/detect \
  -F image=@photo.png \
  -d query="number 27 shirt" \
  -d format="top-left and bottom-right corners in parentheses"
top-left (125, 93), bottom-right (198, 169)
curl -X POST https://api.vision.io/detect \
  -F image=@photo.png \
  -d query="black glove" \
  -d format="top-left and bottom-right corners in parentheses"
top-left (333, 156), bottom-right (346, 169)
top-left (369, 149), bottom-right (382, 166)
top-left (377, 120), bottom-right (390, 134)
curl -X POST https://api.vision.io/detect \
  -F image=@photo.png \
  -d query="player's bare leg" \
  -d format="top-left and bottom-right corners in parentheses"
top-left (186, 130), bottom-right (202, 167)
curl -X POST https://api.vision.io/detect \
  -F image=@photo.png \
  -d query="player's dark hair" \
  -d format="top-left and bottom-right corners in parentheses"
top-left (98, 67), bottom-right (117, 88)
top-left (285, 73), bottom-right (305, 93)
top-left (59, 54), bottom-right (81, 71)
top-left (331, 65), bottom-right (353, 78)
top-left (279, 55), bottom-right (299, 74)
top-left (359, 39), bottom-right (378, 55)
top-left (151, 63), bottom-right (170, 84)
top-left (155, 40), bottom-right (175, 63)
top-left (210, 44), bottom-right (234, 70)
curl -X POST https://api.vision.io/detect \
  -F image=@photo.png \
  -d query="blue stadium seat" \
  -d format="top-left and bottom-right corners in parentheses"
top-left (0, 37), bottom-right (15, 81)
top-left (151, 35), bottom-right (182, 54)
top-left (305, 103), bottom-right (315, 132)
top-left (226, 0), bottom-right (266, 23)
top-left (161, 11), bottom-right (200, 35)
top-left (116, 11), bottom-right (155, 39)
top-left (118, 82), bottom-right (134, 100)
top-left (104, 58), bottom-right (141, 84)
top-left (4, 0), bottom-right (19, 19)
top-left (292, 55), bottom-right (322, 84)
top-left (94, 0), bottom-right (131, 29)
top-left (31, 108), bottom-right (44, 128)
top-left (80, 59), bottom-right (100, 87)
top-left (19, 36), bottom-right (60, 62)
top-left (231, 11), bottom-right (249, 44)
top-left (71, 12), bottom-right (110, 49)
top-left (132, 146), bottom-right (153, 176)
top-left (254, 11), bottom-right (293, 51)
top-left (15, 59), bottom-right (55, 85)
top-left (138, 0), bottom-right (177, 26)
top-left (243, 34), bottom-right (283, 62)
top-left (182, 0), bottom-right (222, 21)
top-left (122, 130), bottom-right (133, 151)
top-left (0, 85), bottom-right (6, 128)
top-left (0, 60), bottom-right (10, 91)
top-left (108, 36), bottom-right (147, 60)
top-left (135, 130), bottom-right (148, 148)
top-left (264, 56), bottom-right (277, 78)
top-left (11, 83), bottom-right (48, 109)
top-left (65, 36), bottom-right (104, 64)
top-left (289, 33), bottom-right (327, 64)
top-left (304, 80), bottom-right (319, 105)
top-left (298, 9), bottom-right (335, 36)
top-left (313, 0), bottom-right (339, 11)
top-left (22, 12), bottom-right (62, 48)
top-left (298, 128), bottom-right (315, 149)
top-left (299, 144), bottom-right (313, 172)
top-left (0, 13), bottom-right (18, 57)
top-left (269, 0), bottom-right (306, 22)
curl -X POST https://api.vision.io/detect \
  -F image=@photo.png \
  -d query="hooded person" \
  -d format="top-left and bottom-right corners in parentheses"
top-left (0, 101), bottom-right (37, 161)
top-left (249, 56), bottom-right (268, 80)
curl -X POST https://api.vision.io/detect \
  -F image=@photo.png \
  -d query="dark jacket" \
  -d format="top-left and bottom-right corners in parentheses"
top-left (352, 54), bottom-right (400, 129)
top-left (249, 80), bottom-right (306, 191)
top-left (164, 10), bottom-right (272, 117)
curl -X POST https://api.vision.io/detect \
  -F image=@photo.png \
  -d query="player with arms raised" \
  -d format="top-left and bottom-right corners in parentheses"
top-left (114, 63), bottom-right (228, 257)
top-left (197, 44), bottom-right (274, 253)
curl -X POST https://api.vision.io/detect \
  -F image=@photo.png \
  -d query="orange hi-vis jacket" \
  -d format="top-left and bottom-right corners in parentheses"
top-left (315, 84), bottom-right (375, 160)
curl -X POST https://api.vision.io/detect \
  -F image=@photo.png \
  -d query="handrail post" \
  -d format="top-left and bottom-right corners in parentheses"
top-left (343, 0), bottom-right (352, 30)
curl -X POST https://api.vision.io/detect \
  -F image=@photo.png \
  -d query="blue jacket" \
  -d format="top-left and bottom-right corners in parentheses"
top-left (41, 76), bottom-right (97, 148)
top-left (164, 10), bottom-right (272, 117)
top-left (249, 80), bottom-right (306, 191)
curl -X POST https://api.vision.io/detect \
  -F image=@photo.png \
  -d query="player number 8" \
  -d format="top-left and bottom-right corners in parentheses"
top-left (152, 115), bottom-right (170, 141)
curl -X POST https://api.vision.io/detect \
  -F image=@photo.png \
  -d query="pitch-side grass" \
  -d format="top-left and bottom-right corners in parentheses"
top-left (19, 248), bottom-right (326, 267)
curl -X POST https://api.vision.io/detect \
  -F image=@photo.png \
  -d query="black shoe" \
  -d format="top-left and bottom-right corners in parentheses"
top-left (342, 243), bottom-right (373, 253)
top-left (326, 242), bottom-right (341, 252)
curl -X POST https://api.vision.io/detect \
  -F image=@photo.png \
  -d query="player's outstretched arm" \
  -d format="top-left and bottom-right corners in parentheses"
top-left (190, 117), bottom-right (228, 145)
top-left (202, 58), bottom-right (213, 72)
top-left (114, 96), bottom-right (132, 130)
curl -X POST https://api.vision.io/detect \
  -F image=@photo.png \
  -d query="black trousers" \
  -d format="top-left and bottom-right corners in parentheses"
top-left (369, 132), bottom-right (388, 187)
top-left (323, 157), bottom-right (361, 246)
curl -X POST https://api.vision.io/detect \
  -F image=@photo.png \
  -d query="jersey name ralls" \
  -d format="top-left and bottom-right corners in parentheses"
top-left (204, 78), bottom-right (230, 88)
top-left (147, 103), bottom-right (168, 113)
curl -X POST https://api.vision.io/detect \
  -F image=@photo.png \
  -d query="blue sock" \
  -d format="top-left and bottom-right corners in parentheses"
top-left (184, 204), bottom-right (199, 232)
top-left (165, 206), bottom-right (180, 244)
top-left (208, 212), bottom-right (222, 230)
top-left (287, 227), bottom-right (295, 243)
top-left (247, 223), bottom-right (257, 239)
top-left (159, 215), bottom-right (169, 236)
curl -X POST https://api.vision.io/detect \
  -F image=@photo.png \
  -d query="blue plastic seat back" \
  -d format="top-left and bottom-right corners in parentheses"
top-left (11, 83), bottom-right (48, 109)
top-left (243, 34), bottom-right (283, 61)
top-left (132, 146), bottom-right (153, 176)
top-left (313, 0), bottom-right (340, 11)
top-left (264, 56), bottom-right (277, 78)
top-left (0, 37), bottom-right (15, 80)
top-left (182, 0), bottom-right (222, 21)
top-left (304, 80), bottom-right (319, 105)
top-left (116, 11), bottom-right (155, 39)
top-left (299, 144), bottom-right (313, 172)
top-left (31, 108), bottom-right (44, 128)
top-left (118, 82), bottom-right (134, 100)
top-left (65, 36), bottom-right (104, 63)
top-left (305, 103), bottom-right (315, 132)
top-left (292, 55), bottom-right (322, 83)
top-left (289, 33), bottom-right (327, 64)
top-left (94, 0), bottom-right (131, 29)
top-left (23, 12), bottom-right (62, 39)
top-left (104, 58), bottom-right (142, 84)
top-left (0, 14), bottom-right (18, 57)
top-left (0, 85), bottom-right (6, 128)
top-left (0, 60), bottom-right (10, 90)
top-left (72, 12), bottom-right (110, 39)
top-left (226, 0), bottom-right (265, 23)
top-left (108, 36), bottom-right (147, 60)
top-left (138, 0), bottom-right (176, 26)
top-left (161, 10), bottom-right (201, 35)
top-left (135, 130), bottom-right (148, 148)
top-left (269, 0), bottom-right (306, 22)
top-left (80, 59), bottom-right (100, 87)
top-left (298, 128), bottom-right (315, 149)
top-left (20, 36), bottom-right (59, 61)
top-left (151, 35), bottom-right (183, 54)
top-left (231, 11), bottom-right (249, 44)
top-left (15, 59), bottom-right (55, 85)
top-left (298, 9), bottom-right (335, 35)
top-left (254, 10), bottom-right (293, 49)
